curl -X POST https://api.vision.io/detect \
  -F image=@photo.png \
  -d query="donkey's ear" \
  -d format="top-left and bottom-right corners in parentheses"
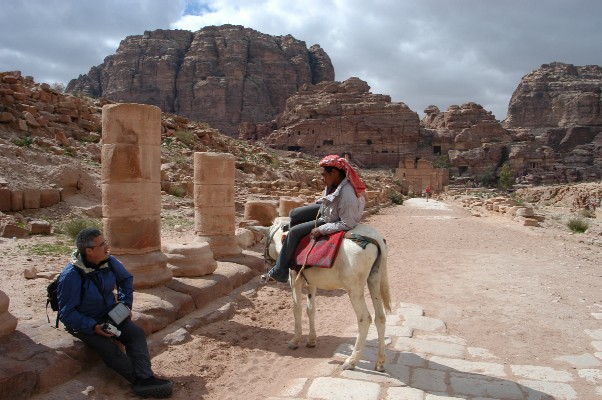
top-left (247, 225), bottom-right (270, 237)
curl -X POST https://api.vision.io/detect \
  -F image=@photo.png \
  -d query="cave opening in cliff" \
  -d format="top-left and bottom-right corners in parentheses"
top-left (288, 146), bottom-right (301, 151)
top-left (433, 145), bottom-right (441, 155)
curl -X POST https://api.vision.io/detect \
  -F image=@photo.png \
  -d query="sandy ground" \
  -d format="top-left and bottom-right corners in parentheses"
top-left (3, 196), bottom-right (602, 399)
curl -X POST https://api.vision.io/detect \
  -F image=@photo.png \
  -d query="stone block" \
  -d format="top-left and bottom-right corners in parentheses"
top-left (244, 200), bottom-right (277, 226)
top-left (0, 188), bottom-right (10, 211)
top-left (279, 196), bottom-right (305, 217)
top-left (39, 189), bottom-right (61, 208)
top-left (103, 216), bottom-right (161, 253)
top-left (193, 184), bottom-right (234, 207)
top-left (101, 144), bottom-right (161, 183)
top-left (10, 190), bottom-right (23, 211)
top-left (28, 220), bottom-right (51, 235)
top-left (102, 103), bottom-right (161, 146)
top-left (0, 224), bottom-right (29, 238)
top-left (101, 182), bottom-right (161, 217)
top-left (111, 251), bottom-right (171, 289)
top-left (23, 188), bottom-right (41, 209)
top-left (195, 235), bottom-right (242, 258)
top-left (194, 206), bottom-right (235, 235)
top-left (193, 152), bottom-right (235, 184)
top-left (161, 241), bottom-right (217, 277)
top-left (515, 207), bottom-right (534, 217)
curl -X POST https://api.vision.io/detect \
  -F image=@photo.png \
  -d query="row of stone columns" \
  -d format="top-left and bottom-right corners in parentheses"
top-left (0, 102), bottom-right (292, 336)
top-left (102, 103), bottom-right (241, 288)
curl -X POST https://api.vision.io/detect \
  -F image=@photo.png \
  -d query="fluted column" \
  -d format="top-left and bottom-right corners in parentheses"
top-left (194, 152), bottom-right (241, 257)
top-left (101, 103), bottom-right (171, 288)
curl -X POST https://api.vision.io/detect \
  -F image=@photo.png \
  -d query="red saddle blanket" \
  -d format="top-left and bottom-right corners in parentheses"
top-left (293, 230), bottom-right (346, 269)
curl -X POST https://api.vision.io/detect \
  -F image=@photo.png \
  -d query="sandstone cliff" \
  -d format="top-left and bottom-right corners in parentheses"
top-left (245, 77), bottom-right (420, 168)
top-left (66, 25), bottom-right (334, 136)
top-left (503, 62), bottom-right (602, 183)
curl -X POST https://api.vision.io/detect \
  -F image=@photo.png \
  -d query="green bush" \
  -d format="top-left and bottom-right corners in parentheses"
top-left (12, 136), bottom-right (34, 147)
top-left (59, 218), bottom-right (102, 239)
top-left (477, 168), bottom-right (496, 187)
top-left (175, 130), bottom-right (195, 147)
top-left (388, 192), bottom-right (404, 205)
top-left (498, 163), bottom-right (514, 191)
top-left (433, 155), bottom-right (451, 169)
top-left (567, 217), bottom-right (589, 233)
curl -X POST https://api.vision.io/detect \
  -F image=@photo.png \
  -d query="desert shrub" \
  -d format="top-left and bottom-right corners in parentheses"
top-left (498, 163), bottom-right (514, 191)
top-left (59, 218), bottom-right (102, 239)
top-left (12, 136), bottom-right (34, 147)
top-left (567, 217), bottom-right (589, 233)
top-left (433, 155), bottom-right (451, 169)
top-left (170, 186), bottom-right (187, 198)
top-left (477, 168), bottom-right (496, 187)
top-left (388, 192), bottom-right (404, 205)
top-left (51, 82), bottom-right (65, 93)
top-left (175, 130), bottom-right (195, 147)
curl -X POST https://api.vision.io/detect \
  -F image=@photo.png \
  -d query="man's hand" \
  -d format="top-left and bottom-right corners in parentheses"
top-left (311, 228), bottom-right (322, 240)
top-left (94, 324), bottom-right (114, 337)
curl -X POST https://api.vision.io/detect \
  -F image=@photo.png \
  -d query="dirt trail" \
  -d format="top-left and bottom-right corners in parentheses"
top-left (19, 197), bottom-right (602, 399)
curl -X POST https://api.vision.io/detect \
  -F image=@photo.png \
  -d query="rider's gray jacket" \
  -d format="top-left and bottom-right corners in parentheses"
top-left (317, 178), bottom-right (366, 235)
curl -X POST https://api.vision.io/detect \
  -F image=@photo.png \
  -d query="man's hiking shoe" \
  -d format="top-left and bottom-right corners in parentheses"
top-left (133, 376), bottom-right (173, 398)
top-left (260, 271), bottom-right (288, 284)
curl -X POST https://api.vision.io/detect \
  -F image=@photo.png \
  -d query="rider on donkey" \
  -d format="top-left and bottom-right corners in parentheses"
top-left (261, 154), bottom-right (367, 283)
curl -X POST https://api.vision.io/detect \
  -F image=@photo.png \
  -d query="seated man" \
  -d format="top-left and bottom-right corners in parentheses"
top-left (57, 227), bottom-right (173, 398)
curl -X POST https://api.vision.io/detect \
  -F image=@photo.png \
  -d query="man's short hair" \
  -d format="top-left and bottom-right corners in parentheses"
top-left (75, 228), bottom-right (102, 253)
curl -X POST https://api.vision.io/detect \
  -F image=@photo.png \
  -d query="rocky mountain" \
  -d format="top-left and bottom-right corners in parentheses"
top-left (241, 77), bottom-right (420, 168)
top-left (66, 25), bottom-right (335, 136)
top-left (240, 62), bottom-right (602, 184)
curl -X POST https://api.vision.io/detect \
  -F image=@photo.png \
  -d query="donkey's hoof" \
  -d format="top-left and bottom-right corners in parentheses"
top-left (374, 364), bottom-right (385, 372)
top-left (306, 341), bottom-right (316, 348)
top-left (342, 360), bottom-right (355, 370)
top-left (288, 342), bottom-right (299, 350)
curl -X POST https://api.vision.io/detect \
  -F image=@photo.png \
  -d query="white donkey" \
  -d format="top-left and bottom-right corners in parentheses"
top-left (258, 217), bottom-right (391, 371)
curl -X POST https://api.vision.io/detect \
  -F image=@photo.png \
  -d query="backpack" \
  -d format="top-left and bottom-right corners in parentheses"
top-left (46, 267), bottom-right (86, 328)
top-left (46, 262), bottom-right (114, 328)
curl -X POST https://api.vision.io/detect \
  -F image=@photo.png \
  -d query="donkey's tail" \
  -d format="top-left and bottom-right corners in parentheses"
top-left (379, 238), bottom-right (391, 313)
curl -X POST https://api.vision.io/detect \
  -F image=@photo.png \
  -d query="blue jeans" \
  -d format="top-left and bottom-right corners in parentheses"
top-left (268, 204), bottom-right (324, 281)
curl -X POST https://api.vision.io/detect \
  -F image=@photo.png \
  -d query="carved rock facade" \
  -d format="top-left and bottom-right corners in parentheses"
top-left (66, 25), bottom-right (334, 136)
top-left (252, 77), bottom-right (420, 168)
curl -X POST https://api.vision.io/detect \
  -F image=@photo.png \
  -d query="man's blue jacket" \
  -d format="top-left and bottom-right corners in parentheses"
top-left (57, 252), bottom-right (133, 335)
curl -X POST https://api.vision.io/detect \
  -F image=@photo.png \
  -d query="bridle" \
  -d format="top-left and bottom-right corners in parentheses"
top-left (262, 222), bottom-right (282, 271)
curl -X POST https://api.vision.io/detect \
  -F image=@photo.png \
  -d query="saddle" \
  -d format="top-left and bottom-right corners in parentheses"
top-left (292, 230), bottom-right (346, 269)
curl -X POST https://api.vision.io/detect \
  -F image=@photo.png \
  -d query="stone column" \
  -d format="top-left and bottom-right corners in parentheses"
top-left (0, 290), bottom-right (17, 337)
top-left (101, 103), bottom-right (171, 289)
top-left (194, 152), bottom-right (241, 257)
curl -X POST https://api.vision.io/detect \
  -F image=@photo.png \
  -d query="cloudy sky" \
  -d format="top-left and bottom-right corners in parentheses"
top-left (2, 0), bottom-right (601, 121)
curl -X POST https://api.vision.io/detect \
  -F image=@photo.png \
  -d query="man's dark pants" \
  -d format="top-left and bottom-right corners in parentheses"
top-left (71, 319), bottom-right (153, 383)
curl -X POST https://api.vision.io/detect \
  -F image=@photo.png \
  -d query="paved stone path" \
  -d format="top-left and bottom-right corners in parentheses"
top-left (265, 301), bottom-right (592, 399)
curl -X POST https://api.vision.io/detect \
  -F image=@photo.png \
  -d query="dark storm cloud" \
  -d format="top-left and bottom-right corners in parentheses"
top-left (0, 0), bottom-right (184, 84)
top-left (2, 0), bottom-right (601, 121)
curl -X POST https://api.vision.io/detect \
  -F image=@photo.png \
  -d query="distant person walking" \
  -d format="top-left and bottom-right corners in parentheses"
top-left (425, 186), bottom-right (431, 202)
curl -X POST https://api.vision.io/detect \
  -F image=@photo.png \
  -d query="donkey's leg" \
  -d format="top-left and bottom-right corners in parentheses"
top-left (368, 272), bottom-right (387, 372)
top-left (288, 271), bottom-right (304, 350)
top-left (342, 290), bottom-right (372, 370)
top-left (305, 284), bottom-right (317, 348)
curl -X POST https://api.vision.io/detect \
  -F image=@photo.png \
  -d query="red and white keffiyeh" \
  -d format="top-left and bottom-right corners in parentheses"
top-left (319, 155), bottom-right (366, 197)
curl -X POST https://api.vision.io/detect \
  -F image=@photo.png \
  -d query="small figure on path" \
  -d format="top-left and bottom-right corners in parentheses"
top-left (425, 185), bottom-right (431, 202)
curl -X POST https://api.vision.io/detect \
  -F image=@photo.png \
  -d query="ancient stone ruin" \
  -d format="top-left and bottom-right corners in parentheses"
top-left (247, 77), bottom-right (420, 168)
top-left (193, 152), bottom-right (242, 257)
top-left (101, 103), bottom-right (172, 289)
